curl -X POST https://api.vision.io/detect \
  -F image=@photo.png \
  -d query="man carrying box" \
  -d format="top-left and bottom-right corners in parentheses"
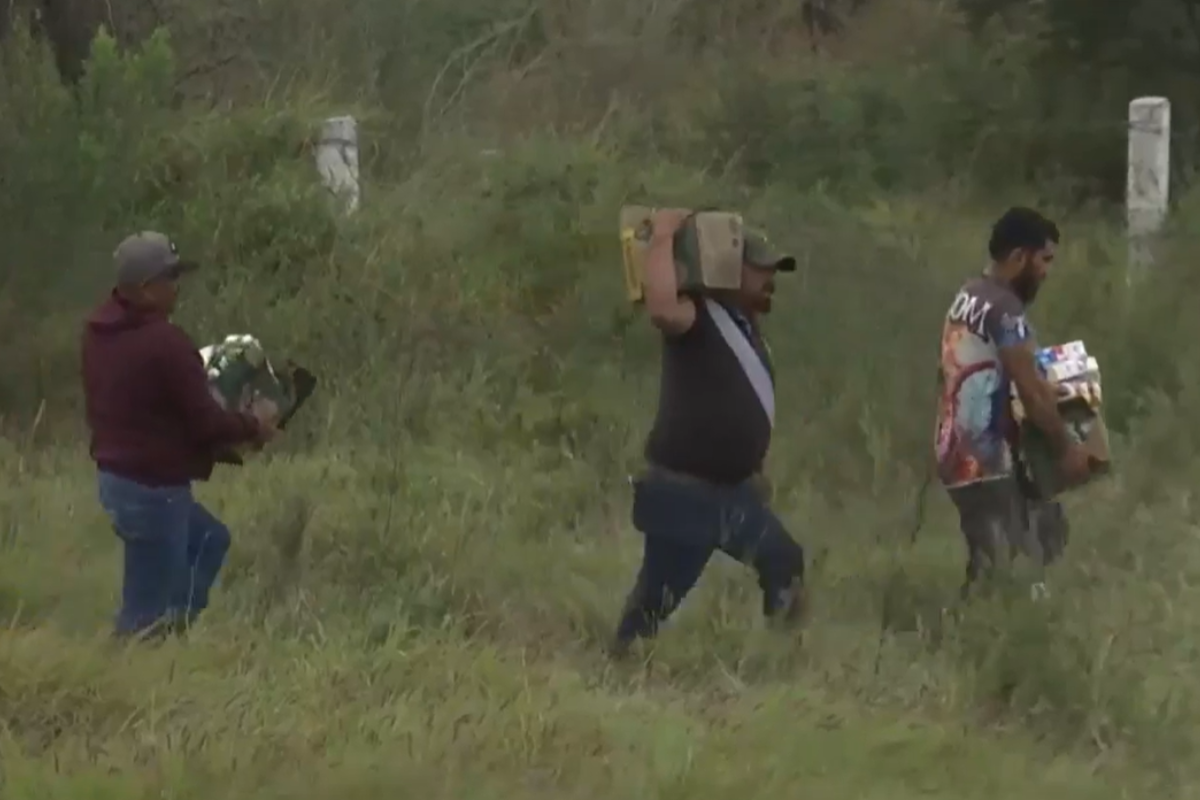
top-left (933, 207), bottom-right (1091, 599)
top-left (610, 208), bottom-right (807, 658)
top-left (81, 232), bottom-right (277, 640)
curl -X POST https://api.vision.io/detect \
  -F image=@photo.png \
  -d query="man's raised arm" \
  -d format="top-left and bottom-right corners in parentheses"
top-left (643, 209), bottom-right (697, 336)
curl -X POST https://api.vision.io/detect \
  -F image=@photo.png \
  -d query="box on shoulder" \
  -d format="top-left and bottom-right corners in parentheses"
top-left (619, 206), bottom-right (745, 303)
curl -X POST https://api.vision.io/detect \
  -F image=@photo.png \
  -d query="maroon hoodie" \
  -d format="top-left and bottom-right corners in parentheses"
top-left (81, 291), bottom-right (262, 487)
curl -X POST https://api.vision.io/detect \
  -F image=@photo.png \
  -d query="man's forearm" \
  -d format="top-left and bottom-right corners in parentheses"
top-left (171, 357), bottom-right (262, 447)
top-left (643, 228), bottom-right (679, 309)
top-left (190, 401), bottom-right (261, 448)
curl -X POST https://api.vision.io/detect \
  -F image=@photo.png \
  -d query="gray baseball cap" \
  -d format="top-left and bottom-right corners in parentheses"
top-left (114, 231), bottom-right (198, 287)
top-left (743, 228), bottom-right (796, 272)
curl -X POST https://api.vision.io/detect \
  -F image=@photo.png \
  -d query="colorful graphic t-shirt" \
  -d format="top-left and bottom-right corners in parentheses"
top-left (933, 275), bottom-right (1034, 488)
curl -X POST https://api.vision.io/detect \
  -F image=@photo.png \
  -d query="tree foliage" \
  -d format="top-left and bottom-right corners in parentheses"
top-left (957, 0), bottom-right (1200, 194)
top-left (960, 0), bottom-right (1200, 89)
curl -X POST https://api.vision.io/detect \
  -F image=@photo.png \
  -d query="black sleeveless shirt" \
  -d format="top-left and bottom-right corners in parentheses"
top-left (644, 299), bottom-right (774, 485)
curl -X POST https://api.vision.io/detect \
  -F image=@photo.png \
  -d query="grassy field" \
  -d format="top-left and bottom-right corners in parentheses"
top-left (1, 445), bottom-right (1184, 800)
top-left (6, 2), bottom-right (1200, 797)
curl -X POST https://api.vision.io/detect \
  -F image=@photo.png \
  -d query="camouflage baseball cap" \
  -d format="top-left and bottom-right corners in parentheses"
top-left (114, 231), bottom-right (197, 287)
top-left (744, 228), bottom-right (796, 272)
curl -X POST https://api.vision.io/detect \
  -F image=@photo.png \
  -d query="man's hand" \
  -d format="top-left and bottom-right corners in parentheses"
top-left (250, 395), bottom-right (279, 425)
top-left (1057, 442), bottom-right (1092, 487)
top-left (243, 419), bottom-right (278, 452)
top-left (650, 208), bottom-right (691, 237)
top-left (248, 396), bottom-right (281, 448)
top-left (258, 417), bottom-right (280, 443)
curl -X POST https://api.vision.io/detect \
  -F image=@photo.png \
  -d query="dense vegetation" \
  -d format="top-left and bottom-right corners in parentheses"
top-left (5, 0), bottom-right (1200, 796)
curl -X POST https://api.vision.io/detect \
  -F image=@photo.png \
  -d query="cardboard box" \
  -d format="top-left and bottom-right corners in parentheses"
top-left (1012, 341), bottom-right (1112, 499)
top-left (199, 334), bottom-right (317, 463)
top-left (619, 207), bottom-right (745, 304)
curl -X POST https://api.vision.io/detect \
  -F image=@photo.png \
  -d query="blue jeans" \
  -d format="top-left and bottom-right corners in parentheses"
top-left (614, 469), bottom-right (806, 646)
top-left (97, 471), bottom-right (232, 637)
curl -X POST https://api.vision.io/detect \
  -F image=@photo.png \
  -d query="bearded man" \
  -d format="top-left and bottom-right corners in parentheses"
top-left (933, 207), bottom-right (1090, 599)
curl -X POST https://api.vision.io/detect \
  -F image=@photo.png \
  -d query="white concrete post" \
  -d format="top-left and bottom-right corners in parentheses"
top-left (1126, 97), bottom-right (1170, 278)
top-left (315, 115), bottom-right (360, 215)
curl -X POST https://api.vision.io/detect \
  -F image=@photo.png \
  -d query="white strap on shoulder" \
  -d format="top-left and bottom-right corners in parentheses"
top-left (704, 298), bottom-right (775, 428)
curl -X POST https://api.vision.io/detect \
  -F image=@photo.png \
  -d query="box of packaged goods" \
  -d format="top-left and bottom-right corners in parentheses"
top-left (1012, 340), bottom-right (1111, 498)
top-left (199, 334), bottom-right (317, 463)
top-left (619, 207), bottom-right (745, 303)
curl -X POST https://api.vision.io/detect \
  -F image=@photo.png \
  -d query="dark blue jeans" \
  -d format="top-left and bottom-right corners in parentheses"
top-left (614, 470), bottom-right (806, 646)
top-left (97, 471), bottom-right (232, 637)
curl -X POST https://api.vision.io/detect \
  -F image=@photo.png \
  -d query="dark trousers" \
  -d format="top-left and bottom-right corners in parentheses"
top-left (947, 474), bottom-right (1069, 599)
top-left (97, 471), bottom-right (232, 637)
top-left (614, 468), bottom-right (806, 646)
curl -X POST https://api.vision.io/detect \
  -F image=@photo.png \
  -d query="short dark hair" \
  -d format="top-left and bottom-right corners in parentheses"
top-left (987, 206), bottom-right (1059, 261)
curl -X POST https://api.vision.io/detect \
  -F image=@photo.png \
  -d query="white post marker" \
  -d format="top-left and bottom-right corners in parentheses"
top-left (1126, 97), bottom-right (1170, 279)
top-left (316, 115), bottom-right (360, 215)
